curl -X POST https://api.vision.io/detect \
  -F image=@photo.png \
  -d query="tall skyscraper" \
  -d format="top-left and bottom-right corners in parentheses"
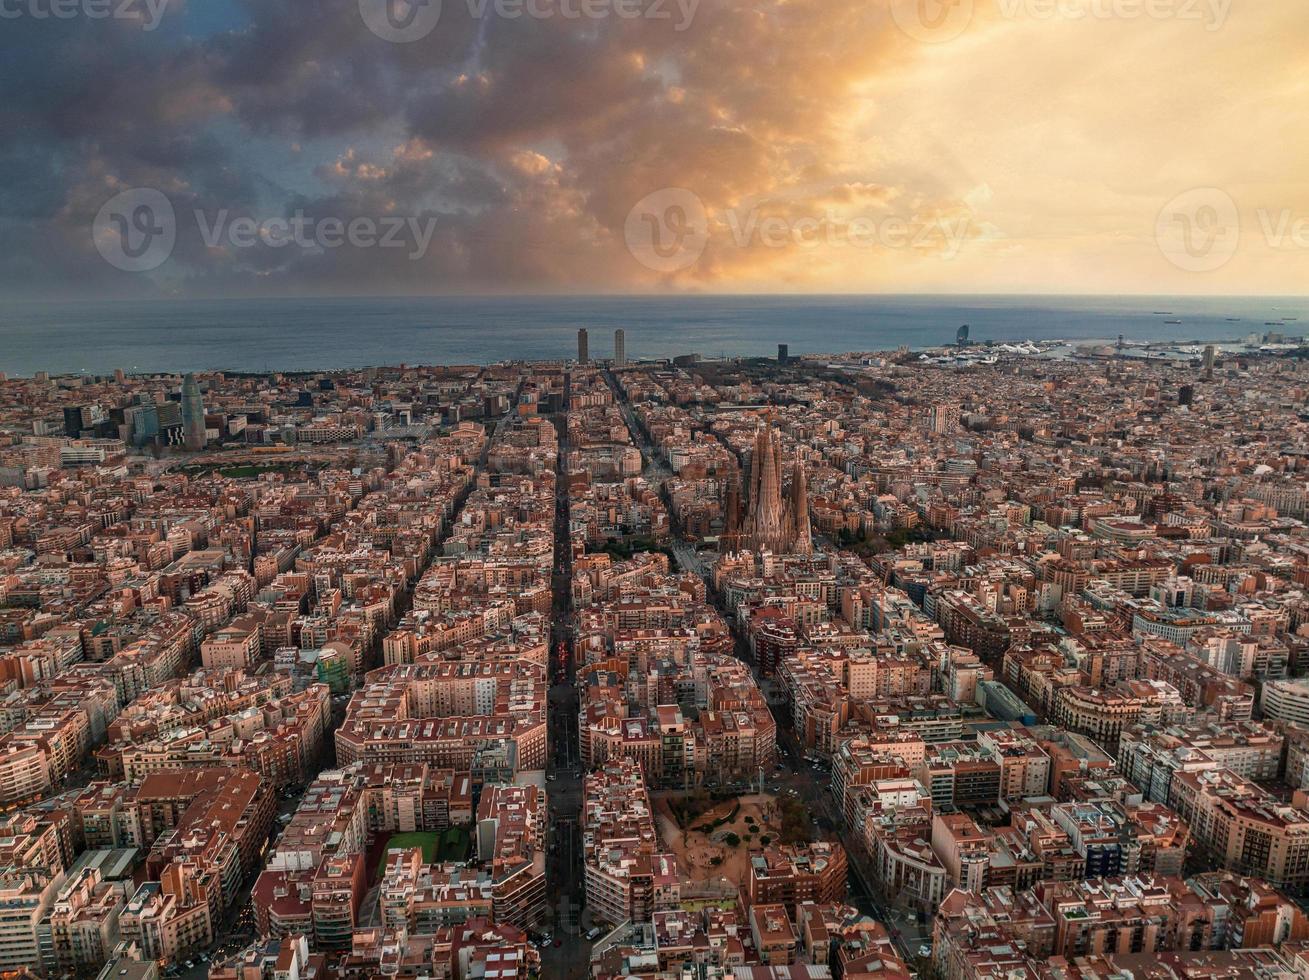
top-left (181, 373), bottom-right (206, 451)
top-left (577, 328), bottom-right (589, 364)
top-left (157, 399), bottom-right (183, 443)
top-left (777, 344), bottom-right (789, 364)
top-left (1203, 345), bottom-right (1216, 381)
top-left (63, 406), bottom-right (89, 438)
top-left (614, 329), bottom-right (626, 368)
top-left (64, 404), bottom-right (105, 437)
top-left (131, 401), bottom-right (161, 447)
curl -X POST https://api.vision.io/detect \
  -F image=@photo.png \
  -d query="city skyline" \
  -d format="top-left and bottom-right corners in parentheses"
top-left (5, 348), bottom-right (1309, 978)
top-left (7, 0), bottom-right (1309, 977)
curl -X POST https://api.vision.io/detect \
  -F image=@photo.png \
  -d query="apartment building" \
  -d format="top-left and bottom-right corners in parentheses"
top-left (914, 741), bottom-right (1001, 810)
top-left (977, 728), bottom-right (1052, 801)
top-left (1118, 720), bottom-right (1284, 805)
top-left (120, 866), bottom-right (216, 964)
top-left (476, 783), bottom-right (548, 929)
top-left (0, 742), bottom-right (53, 808)
top-left (748, 904), bottom-right (798, 966)
top-left (1262, 679), bottom-right (1309, 726)
top-left (335, 662), bottom-right (548, 777)
top-left (310, 853), bottom-right (366, 951)
top-left (1051, 680), bottom-right (1188, 749)
top-left (37, 866), bottom-right (125, 975)
top-left (0, 869), bottom-right (62, 972)
top-left (360, 763), bottom-right (473, 836)
top-left (582, 760), bottom-right (680, 928)
top-left (1170, 768), bottom-right (1309, 892)
top-left (745, 842), bottom-right (847, 914)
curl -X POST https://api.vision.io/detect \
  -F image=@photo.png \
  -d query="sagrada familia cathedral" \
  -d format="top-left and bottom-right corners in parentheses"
top-left (722, 424), bottom-right (813, 556)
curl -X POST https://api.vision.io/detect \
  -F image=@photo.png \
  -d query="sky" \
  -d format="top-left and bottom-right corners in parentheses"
top-left (1, 0), bottom-right (1306, 299)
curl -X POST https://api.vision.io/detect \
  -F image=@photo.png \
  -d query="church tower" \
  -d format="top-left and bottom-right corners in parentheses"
top-left (723, 478), bottom-right (743, 554)
top-left (747, 423), bottom-right (788, 553)
top-left (791, 459), bottom-right (812, 556)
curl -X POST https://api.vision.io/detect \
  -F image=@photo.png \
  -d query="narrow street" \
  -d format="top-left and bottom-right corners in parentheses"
top-left (542, 370), bottom-right (594, 979)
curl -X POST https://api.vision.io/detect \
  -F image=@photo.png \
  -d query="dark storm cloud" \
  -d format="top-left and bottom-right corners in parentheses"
top-left (0, 0), bottom-right (950, 298)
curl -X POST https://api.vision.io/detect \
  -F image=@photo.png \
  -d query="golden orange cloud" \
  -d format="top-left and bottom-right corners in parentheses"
top-left (606, 0), bottom-right (1309, 293)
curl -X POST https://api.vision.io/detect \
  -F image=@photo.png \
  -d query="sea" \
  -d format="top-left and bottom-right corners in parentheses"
top-left (2, 294), bottom-right (1306, 376)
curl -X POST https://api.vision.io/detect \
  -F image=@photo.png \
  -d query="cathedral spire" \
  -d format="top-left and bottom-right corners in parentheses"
top-left (749, 426), bottom-right (766, 517)
top-left (723, 476), bottom-right (743, 554)
top-left (791, 458), bottom-right (812, 556)
top-left (739, 416), bottom-right (812, 556)
top-left (745, 421), bottom-right (787, 553)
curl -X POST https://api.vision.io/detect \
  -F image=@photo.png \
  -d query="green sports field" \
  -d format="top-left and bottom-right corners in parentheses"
top-left (383, 831), bottom-right (442, 862)
top-left (377, 827), bottom-right (471, 880)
